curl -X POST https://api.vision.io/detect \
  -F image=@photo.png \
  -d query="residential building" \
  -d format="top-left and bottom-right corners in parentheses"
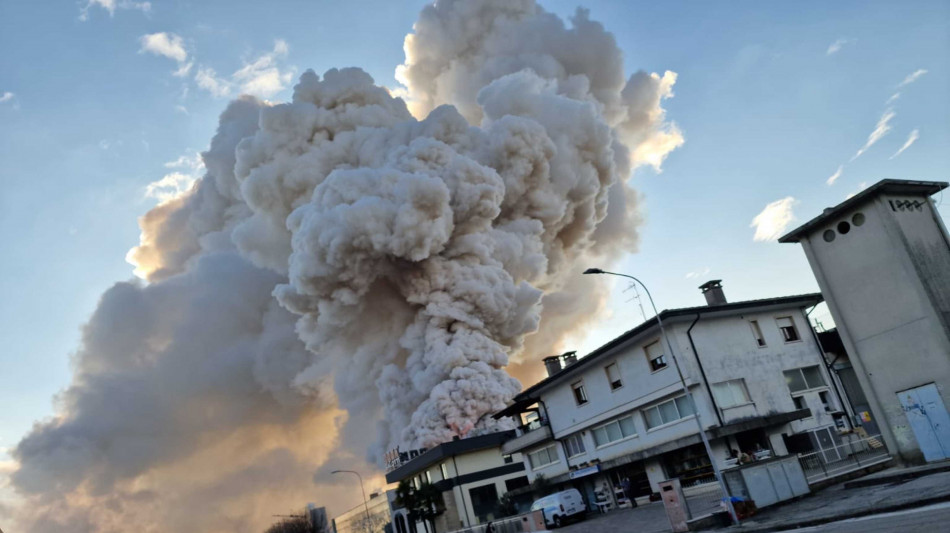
top-left (332, 492), bottom-right (391, 533)
top-left (495, 282), bottom-right (841, 508)
top-left (385, 431), bottom-right (529, 532)
top-left (781, 179), bottom-right (950, 464)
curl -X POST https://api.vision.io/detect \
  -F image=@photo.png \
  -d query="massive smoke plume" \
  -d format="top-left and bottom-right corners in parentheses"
top-left (4, 1), bottom-right (681, 531)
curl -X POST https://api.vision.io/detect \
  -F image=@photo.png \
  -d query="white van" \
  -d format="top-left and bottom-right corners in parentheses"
top-left (529, 488), bottom-right (587, 528)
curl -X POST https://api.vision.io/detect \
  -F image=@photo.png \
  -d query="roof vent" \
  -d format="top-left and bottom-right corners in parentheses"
top-left (699, 280), bottom-right (727, 306)
top-left (543, 355), bottom-right (562, 377)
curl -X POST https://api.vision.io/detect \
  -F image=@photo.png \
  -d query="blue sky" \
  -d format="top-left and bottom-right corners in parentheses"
top-left (0, 0), bottom-right (947, 468)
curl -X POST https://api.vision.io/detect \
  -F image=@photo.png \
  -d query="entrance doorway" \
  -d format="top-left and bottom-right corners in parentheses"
top-left (898, 383), bottom-right (950, 462)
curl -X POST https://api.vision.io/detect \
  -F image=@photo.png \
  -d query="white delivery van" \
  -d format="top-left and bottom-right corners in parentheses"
top-left (529, 488), bottom-right (587, 528)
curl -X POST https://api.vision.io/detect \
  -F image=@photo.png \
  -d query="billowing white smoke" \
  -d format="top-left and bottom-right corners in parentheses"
top-left (6, 1), bottom-right (681, 531)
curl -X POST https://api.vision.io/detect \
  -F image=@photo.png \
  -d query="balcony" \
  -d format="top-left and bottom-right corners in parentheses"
top-left (502, 420), bottom-right (553, 455)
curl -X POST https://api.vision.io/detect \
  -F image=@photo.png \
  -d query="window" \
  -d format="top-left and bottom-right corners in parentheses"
top-left (565, 433), bottom-right (586, 457)
top-left (572, 381), bottom-right (588, 405)
top-left (749, 320), bottom-right (766, 347)
top-left (643, 395), bottom-right (696, 430)
top-left (605, 362), bottom-right (623, 390)
top-left (440, 462), bottom-right (449, 480)
top-left (645, 341), bottom-right (667, 371)
top-left (819, 391), bottom-right (833, 412)
top-left (591, 415), bottom-right (637, 447)
top-left (792, 395), bottom-right (807, 411)
top-left (527, 445), bottom-right (558, 469)
top-left (712, 379), bottom-right (751, 408)
top-left (784, 365), bottom-right (826, 393)
top-left (777, 316), bottom-right (800, 342)
top-left (503, 454), bottom-right (513, 464)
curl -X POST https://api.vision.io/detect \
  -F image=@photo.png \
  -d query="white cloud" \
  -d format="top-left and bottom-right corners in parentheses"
top-left (140, 32), bottom-right (188, 63)
top-left (890, 129), bottom-right (919, 159)
top-left (826, 38), bottom-right (852, 55)
top-left (685, 267), bottom-right (711, 279)
top-left (886, 92), bottom-right (900, 104)
top-left (164, 151), bottom-right (203, 171)
top-left (826, 165), bottom-right (843, 186)
top-left (195, 67), bottom-right (231, 98)
top-left (146, 151), bottom-right (205, 203)
top-left (751, 197), bottom-right (798, 242)
top-left (194, 40), bottom-right (294, 99)
top-left (897, 69), bottom-right (928, 88)
top-left (232, 39), bottom-right (294, 98)
top-left (80, 0), bottom-right (151, 21)
top-left (173, 60), bottom-right (194, 78)
top-left (851, 108), bottom-right (895, 161)
top-left (145, 172), bottom-right (196, 202)
top-left (0, 91), bottom-right (14, 108)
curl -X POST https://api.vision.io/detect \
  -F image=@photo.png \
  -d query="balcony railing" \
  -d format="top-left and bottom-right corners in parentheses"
top-left (501, 421), bottom-right (553, 455)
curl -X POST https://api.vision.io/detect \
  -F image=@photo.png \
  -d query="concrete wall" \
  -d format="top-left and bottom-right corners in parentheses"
top-left (798, 194), bottom-right (950, 463)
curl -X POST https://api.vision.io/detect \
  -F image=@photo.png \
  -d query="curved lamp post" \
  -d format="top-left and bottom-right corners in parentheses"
top-left (583, 268), bottom-right (739, 525)
top-left (332, 469), bottom-right (372, 532)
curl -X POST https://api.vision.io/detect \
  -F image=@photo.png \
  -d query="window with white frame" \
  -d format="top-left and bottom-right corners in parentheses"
top-left (440, 462), bottom-right (449, 480)
top-left (572, 381), bottom-right (588, 405)
top-left (565, 433), bottom-right (586, 457)
top-left (527, 445), bottom-right (559, 469)
top-left (712, 379), bottom-right (751, 408)
top-left (819, 390), bottom-right (833, 412)
top-left (425, 470), bottom-right (432, 484)
top-left (591, 414), bottom-right (637, 446)
top-left (777, 316), bottom-right (800, 342)
top-left (645, 341), bottom-right (667, 371)
top-left (605, 362), bottom-right (623, 390)
top-left (749, 320), bottom-right (766, 347)
top-left (784, 365), bottom-right (826, 393)
top-left (643, 395), bottom-right (696, 429)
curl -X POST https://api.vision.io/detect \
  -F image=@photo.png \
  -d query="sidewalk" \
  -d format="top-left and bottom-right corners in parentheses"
top-left (700, 469), bottom-right (950, 532)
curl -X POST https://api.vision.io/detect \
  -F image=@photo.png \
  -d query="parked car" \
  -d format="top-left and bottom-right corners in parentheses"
top-left (529, 488), bottom-right (587, 528)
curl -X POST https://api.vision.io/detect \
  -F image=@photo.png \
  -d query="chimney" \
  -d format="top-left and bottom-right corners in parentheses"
top-left (699, 280), bottom-right (727, 306)
top-left (562, 351), bottom-right (578, 366)
top-left (543, 355), bottom-right (562, 377)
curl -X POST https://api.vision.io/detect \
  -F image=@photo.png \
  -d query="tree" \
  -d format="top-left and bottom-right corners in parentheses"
top-left (498, 492), bottom-right (518, 517)
top-left (394, 480), bottom-right (445, 533)
top-left (263, 516), bottom-right (312, 533)
top-left (531, 474), bottom-right (552, 497)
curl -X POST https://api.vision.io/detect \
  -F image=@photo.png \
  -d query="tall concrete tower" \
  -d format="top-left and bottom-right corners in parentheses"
top-left (781, 179), bottom-right (950, 464)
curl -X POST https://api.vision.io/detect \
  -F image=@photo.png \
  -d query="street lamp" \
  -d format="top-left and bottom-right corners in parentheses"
top-left (332, 469), bottom-right (372, 532)
top-left (583, 268), bottom-right (739, 524)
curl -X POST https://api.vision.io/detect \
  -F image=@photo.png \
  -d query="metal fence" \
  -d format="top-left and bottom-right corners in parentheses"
top-left (682, 480), bottom-right (725, 519)
top-left (446, 510), bottom-right (545, 533)
top-left (797, 433), bottom-right (889, 483)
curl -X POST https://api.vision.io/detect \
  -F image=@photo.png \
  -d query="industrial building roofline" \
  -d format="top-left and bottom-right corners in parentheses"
top-left (778, 179), bottom-right (948, 243)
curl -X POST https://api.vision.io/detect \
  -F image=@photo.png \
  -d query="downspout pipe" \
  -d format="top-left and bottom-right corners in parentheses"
top-left (687, 313), bottom-right (724, 427)
top-left (803, 305), bottom-right (854, 430)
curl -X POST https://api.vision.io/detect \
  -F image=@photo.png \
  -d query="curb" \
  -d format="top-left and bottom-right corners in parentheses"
top-left (724, 493), bottom-right (950, 532)
top-left (844, 462), bottom-right (950, 489)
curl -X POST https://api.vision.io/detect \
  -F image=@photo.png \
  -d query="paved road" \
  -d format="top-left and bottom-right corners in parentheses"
top-left (792, 501), bottom-right (950, 533)
top-left (556, 503), bottom-right (671, 533)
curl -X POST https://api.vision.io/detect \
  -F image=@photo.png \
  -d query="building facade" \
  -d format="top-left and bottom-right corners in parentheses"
top-left (332, 494), bottom-right (390, 533)
top-left (781, 179), bottom-right (950, 464)
top-left (496, 284), bottom-right (843, 508)
top-left (385, 431), bottom-right (529, 532)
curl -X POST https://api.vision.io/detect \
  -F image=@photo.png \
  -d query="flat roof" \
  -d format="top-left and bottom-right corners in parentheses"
top-left (779, 179), bottom-right (948, 243)
top-left (384, 430), bottom-right (515, 484)
top-left (494, 291), bottom-right (823, 418)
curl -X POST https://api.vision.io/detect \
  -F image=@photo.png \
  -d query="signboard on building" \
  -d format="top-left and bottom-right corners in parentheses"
top-left (569, 465), bottom-right (600, 479)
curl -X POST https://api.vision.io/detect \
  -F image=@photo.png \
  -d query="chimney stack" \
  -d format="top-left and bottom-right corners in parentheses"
top-left (543, 355), bottom-right (562, 377)
top-left (562, 351), bottom-right (578, 366)
top-left (699, 280), bottom-right (727, 306)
